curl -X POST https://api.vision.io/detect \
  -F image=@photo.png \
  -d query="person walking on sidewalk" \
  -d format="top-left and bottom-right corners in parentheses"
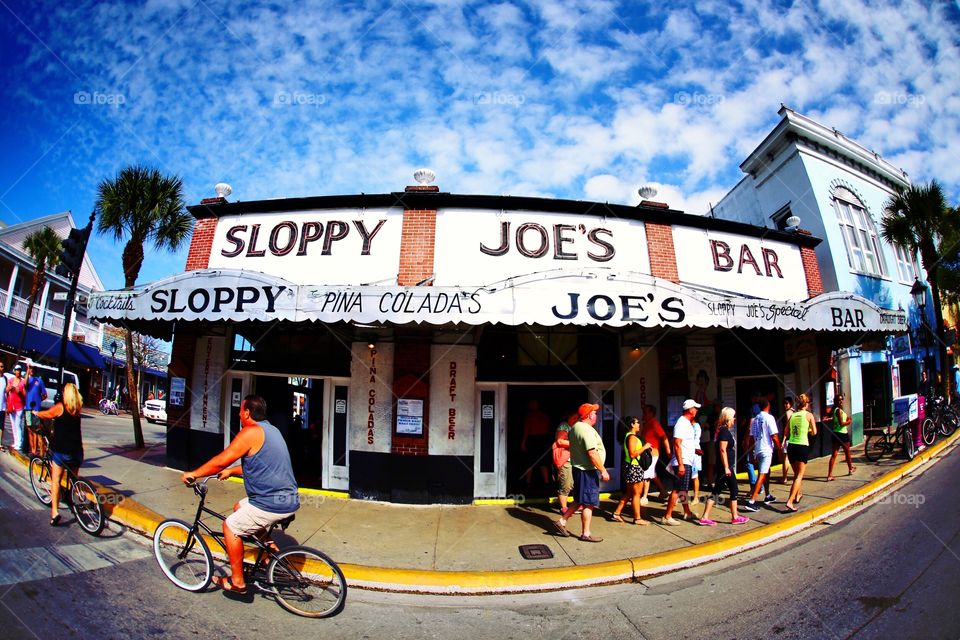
top-left (826, 394), bottom-right (856, 480)
top-left (698, 407), bottom-right (749, 526)
top-left (661, 399), bottom-right (700, 525)
top-left (741, 397), bottom-right (781, 512)
top-left (0, 362), bottom-right (8, 452)
top-left (181, 395), bottom-right (300, 593)
top-left (785, 393), bottom-right (817, 511)
top-left (780, 397), bottom-right (794, 484)
top-left (24, 363), bottom-right (47, 456)
top-left (639, 404), bottom-right (670, 504)
top-left (552, 409), bottom-right (577, 513)
top-left (553, 403), bottom-right (609, 542)
top-left (32, 382), bottom-right (85, 526)
top-left (6, 364), bottom-right (25, 454)
top-left (610, 416), bottom-right (653, 525)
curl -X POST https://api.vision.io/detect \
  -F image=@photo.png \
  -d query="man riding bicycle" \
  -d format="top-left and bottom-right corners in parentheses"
top-left (181, 395), bottom-right (300, 593)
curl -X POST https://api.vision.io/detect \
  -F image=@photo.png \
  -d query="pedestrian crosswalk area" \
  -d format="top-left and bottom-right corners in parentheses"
top-left (0, 464), bottom-right (151, 587)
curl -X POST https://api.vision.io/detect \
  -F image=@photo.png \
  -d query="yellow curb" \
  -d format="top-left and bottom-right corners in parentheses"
top-left (225, 475), bottom-right (349, 500)
top-left (7, 431), bottom-right (956, 594)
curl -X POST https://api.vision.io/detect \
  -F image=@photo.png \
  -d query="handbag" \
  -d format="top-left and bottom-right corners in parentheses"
top-left (639, 448), bottom-right (653, 471)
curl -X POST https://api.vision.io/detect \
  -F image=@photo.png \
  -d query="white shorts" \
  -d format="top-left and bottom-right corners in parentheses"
top-left (643, 453), bottom-right (659, 480)
top-left (225, 498), bottom-right (297, 537)
top-left (755, 450), bottom-right (774, 474)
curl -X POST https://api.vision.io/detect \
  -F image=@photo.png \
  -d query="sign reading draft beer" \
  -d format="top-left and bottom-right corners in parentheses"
top-left (349, 342), bottom-right (394, 454)
top-left (428, 345), bottom-right (476, 456)
top-left (190, 336), bottom-right (225, 433)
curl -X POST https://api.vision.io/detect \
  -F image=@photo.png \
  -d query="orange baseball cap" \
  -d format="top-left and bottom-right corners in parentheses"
top-left (578, 403), bottom-right (600, 418)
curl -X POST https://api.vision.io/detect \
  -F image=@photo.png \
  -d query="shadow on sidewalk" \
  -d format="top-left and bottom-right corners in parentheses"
top-left (87, 443), bottom-right (168, 468)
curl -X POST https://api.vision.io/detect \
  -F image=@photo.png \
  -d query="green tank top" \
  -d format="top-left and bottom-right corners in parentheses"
top-left (623, 432), bottom-right (641, 466)
top-left (788, 410), bottom-right (811, 445)
top-left (832, 408), bottom-right (848, 434)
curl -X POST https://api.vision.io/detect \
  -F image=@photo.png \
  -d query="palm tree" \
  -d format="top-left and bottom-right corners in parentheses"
top-left (881, 179), bottom-right (954, 396)
top-left (96, 165), bottom-right (192, 448)
top-left (15, 226), bottom-right (62, 361)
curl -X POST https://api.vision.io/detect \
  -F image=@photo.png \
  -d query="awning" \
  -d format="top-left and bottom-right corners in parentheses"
top-left (88, 268), bottom-right (909, 333)
top-left (0, 315), bottom-right (106, 370)
top-left (102, 354), bottom-right (167, 379)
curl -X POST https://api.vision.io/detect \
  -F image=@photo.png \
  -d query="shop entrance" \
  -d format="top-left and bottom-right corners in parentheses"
top-left (253, 374), bottom-right (325, 489)
top-left (862, 362), bottom-right (892, 430)
top-left (734, 376), bottom-right (782, 469)
top-left (506, 384), bottom-right (587, 497)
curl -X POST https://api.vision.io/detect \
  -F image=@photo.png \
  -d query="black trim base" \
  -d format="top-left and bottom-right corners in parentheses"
top-left (349, 451), bottom-right (474, 504)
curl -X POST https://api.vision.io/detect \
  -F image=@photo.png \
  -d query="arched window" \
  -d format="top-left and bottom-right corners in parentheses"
top-left (832, 186), bottom-right (887, 277)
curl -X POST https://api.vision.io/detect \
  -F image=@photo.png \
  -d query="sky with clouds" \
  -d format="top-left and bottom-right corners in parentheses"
top-left (1, 0), bottom-right (959, 290)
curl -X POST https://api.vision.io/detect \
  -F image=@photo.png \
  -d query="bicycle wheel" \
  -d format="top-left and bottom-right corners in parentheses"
top-left (920, 418), bottom-right (937, 447)
top-left (864, 432), bottom-right (886, 462)
top-left (29, 456), bottom-right (53, 505)
top-left (70, 479), bottom-right (105, 536)
top-left (902, 427), bottom-right (917, 460)
top-left (939, 409), bottom-right (959, 437)
top-left (268, 546), bottom-right (347, 618)
top-left (153, 519), bottom-right (213, 592)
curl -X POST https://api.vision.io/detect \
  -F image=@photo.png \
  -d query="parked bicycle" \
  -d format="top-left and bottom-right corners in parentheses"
top-left (864, 416), bottom-right (917, 462)
top-left (99, 397), bottom-right (119, 415)
top-left (927, 395), bottom-right (959, 440)
top-left (153, 476), bottom-right (346, 618)
top-left (28, 431), bottom-right (105, 535)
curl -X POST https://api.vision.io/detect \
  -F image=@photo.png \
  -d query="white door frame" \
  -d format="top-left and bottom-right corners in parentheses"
top-left (222, 372), bottom-right (253, 448)
top-left (474, 382), bottom-right (506, 498)
top-left (324, 376), bottom-right (350, 491)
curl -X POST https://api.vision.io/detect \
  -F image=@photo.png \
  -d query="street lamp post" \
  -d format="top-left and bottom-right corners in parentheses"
top-left (911, 278), bottom-right (931, 392)
top-left (109, 340), bottom-right (117, 402)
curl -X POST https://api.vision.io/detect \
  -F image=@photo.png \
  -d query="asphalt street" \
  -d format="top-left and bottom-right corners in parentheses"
top-left (0, 415), bottom-right (956, 640)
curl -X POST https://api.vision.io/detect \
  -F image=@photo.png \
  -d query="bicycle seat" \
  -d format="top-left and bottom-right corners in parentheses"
top-left (278, 514), bottom-right (295, 530)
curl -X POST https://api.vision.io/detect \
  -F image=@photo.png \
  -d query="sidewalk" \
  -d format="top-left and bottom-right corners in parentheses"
top-left (4, 428), bottom-right (957, 594)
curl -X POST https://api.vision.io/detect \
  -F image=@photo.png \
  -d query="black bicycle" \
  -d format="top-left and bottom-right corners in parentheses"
top-left (28, 432), bottom-right (105, 536)
top-left (864, 417), bottom-right (917, 462)
top-left (152, 476), bottom-right (346, 618)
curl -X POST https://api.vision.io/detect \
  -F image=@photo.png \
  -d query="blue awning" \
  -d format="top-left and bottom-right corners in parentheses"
top-left (0, 315), bottom-right (105, 371)
top-left (103, 354), bottom-right (168, 379)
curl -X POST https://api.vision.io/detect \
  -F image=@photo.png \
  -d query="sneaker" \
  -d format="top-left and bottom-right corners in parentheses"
top-left (639, 496), bottom-right (649, 506)
top-left (764, 494), bottom-right (777, 504)
top-left (740, 502), bottom-right (759, 513)
top-left (731, 516), bottom-right (750, 525)
top-left (683, 512), bottom-right (698, 521)
top-left (697, 518), bottom-right (717, 526)
top-left (661, 517), bottom-right (681, 526)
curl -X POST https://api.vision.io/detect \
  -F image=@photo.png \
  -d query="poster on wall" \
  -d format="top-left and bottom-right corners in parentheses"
top-left (686, 346), bottom-right (717, 405)
top-left (396, 398), bottom-right (424, 435)
top-left (189, 336), bottom-right (225, 434)
top-left (428, 345), bottom-right (476, 456)
top-left (170, 377), bottom-right (186, 407)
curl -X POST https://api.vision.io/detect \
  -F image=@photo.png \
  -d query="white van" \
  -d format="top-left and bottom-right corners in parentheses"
top-left (15, 359), bottom-right (79, 411)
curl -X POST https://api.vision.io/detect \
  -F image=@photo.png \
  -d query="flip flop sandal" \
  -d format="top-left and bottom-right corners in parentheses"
top-left (579, 534), bottom-right (603, 543)
top-left (634, 519), bottom-right (650, 526)
top-left (213, 575), bottom-right (249, 594)
top-left (785, 505), bottom-right (799, 512)
top-left (610, 514), bottom-right (625, 523)
top-left (552, 520), bottom-right (571, 537)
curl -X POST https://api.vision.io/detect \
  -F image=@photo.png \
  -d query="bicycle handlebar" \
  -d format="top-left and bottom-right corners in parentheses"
top-left (185, 474), bottom-right (219, 497)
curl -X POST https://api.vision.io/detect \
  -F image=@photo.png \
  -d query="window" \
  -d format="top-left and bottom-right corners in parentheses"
top-left (893, 243), bottom-right (919, 283)
top-left (833, 187), bottom-right (887, 277)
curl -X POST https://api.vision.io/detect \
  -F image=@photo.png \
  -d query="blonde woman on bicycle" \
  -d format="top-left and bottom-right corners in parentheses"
top-left (32, 383), bottom-right (84, 526)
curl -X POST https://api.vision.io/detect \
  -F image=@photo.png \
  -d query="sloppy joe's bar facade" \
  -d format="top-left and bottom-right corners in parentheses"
top-left (90, 182), bottom-right (906, 503)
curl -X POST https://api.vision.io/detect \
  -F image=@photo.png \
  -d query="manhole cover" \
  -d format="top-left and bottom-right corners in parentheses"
top-left (518, 544), bottom-right (554, 560)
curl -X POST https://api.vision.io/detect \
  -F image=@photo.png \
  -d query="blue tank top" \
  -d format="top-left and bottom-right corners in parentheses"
top-left (241, 421), bottom-right (300, 514)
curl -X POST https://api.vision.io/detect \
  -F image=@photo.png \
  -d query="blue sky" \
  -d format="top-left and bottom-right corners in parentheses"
top-left (1, 0), bottom-right (959, 291)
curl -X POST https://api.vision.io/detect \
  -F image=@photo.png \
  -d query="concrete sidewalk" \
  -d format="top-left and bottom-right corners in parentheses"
top-left (4, 425), bottom-right (957, 594)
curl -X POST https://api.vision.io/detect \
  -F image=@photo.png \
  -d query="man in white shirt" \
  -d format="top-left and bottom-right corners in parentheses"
top-left (662, 399), bottom-right (700, 525)
top-left (742, 397), bottom-right (781, 511)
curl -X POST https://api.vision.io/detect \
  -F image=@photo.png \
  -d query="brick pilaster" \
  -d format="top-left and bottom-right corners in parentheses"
top-left (800, 245), bottom-right (824, 297)
top-left (645, 222), bottom-right (680, 283)
top-left (391, 334), bottom-right (431, 456)
top-left (185, 217), bottom-right (218, 271)
top-left (397, 185), bottom-right (439, 286)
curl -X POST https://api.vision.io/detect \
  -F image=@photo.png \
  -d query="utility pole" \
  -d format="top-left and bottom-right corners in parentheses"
top-left (55, 211), bottom-right (95, 391)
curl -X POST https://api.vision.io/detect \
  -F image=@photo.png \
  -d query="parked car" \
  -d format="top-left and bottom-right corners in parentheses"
top-left (16, 359), bottom-right (79, 411)
top-left (143, 398), bottom-right (167, 424)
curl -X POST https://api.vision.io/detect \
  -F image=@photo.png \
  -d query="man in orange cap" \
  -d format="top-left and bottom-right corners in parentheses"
top-left (553, 402), bottom-right (609, 542)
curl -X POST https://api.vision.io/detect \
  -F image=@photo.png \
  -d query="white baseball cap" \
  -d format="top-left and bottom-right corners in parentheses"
top-left (682, 399), bottom-right (701, 410)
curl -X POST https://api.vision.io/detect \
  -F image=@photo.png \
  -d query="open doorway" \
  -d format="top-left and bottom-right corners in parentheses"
top-left (253, 375), bottom-right (325, 489)
top-left (506, 384), bottom-right (587, 497)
